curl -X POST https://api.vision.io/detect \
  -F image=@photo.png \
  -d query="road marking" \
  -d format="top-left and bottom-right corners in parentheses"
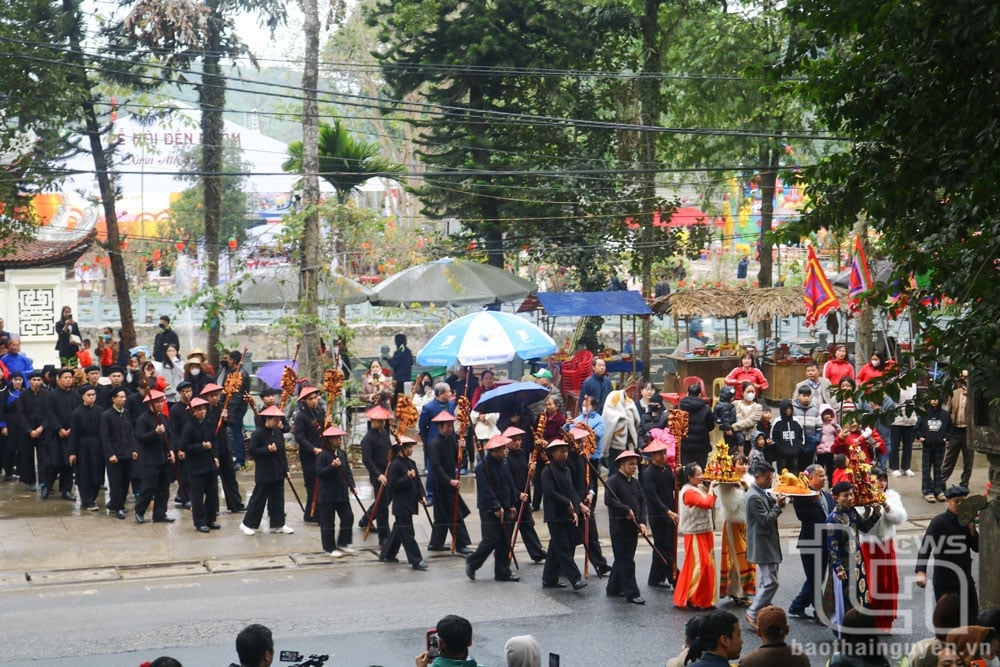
top-left (144, 582), bottom-right (201, 591)
top-left (37, 589), bottom-right (97, 598)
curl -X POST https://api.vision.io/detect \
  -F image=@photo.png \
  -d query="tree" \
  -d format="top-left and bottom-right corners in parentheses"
top-left (368, 0), bottom-right (629, 271)
top-left (784, 0), bottom-right (1000, 409)
top-left (119, 0), bottom-right (286, 366)
top-left (166, 139), bottom-right (251, 245)
top-left (284, 121), bottom-right (405, 205)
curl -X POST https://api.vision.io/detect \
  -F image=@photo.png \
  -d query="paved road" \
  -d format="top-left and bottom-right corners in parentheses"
top-left (0, 455), bottom-right (987, 666)
top-left (0, 527), bottom-right (967, 666)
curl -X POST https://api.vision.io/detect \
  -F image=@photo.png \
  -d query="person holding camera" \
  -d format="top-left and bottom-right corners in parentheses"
top-left (415, 615), bottom-right (481, 667)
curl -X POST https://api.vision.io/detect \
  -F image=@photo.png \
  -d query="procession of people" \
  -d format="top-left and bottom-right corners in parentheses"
top-left (0, 319), bottom-right (991, 665)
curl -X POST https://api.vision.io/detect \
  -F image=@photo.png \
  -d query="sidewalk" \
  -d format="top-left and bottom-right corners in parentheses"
top-left (0, 445), bottom-right (987, 589)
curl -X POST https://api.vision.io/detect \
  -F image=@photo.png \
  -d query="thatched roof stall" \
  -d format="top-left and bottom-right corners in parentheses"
top-left (743, 286), bottom-right (850, 326)
top-left (652, 287), bottom-right (745, 318)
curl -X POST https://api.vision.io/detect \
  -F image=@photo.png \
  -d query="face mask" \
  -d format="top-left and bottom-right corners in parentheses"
top-left (190, 368), bottom-right (201, 376)
top-left (871, 360), bottom-right (880, 368)
top-left (102, 334), bottom-right (111, 341)
top-left (745, 391), bottom-right (756, 401)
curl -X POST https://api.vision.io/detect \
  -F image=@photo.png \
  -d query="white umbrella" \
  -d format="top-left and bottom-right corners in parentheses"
top-left (371, 257), bottom-right (536, 307)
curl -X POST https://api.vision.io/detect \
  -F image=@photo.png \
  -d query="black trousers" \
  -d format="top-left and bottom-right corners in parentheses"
top-left (44, 462), bottom-right (73, 494)
top-left (367, 480), bottom-right (390, 544)
top-left (318, 500), bottom-right (354, 552)
top-left (429, 491), bottom-right (471, 549)
top-left (647, 515), bottom-right (676, 585)
top-left (790, 545), bottom-right (828, 613)
top-left (106, 458), bottom-right (132, 511)
top-left (302, 461), bottom-right (317, 521)
top-left (189, 469), bottom-right (219, 528)
top-left (18, 435), bottom-right (38, 485)
top-left (135, 463), bottom-right (171, 518)
top-left (467, 510), bottom-right (514, 580)
top-left (76, 467), bottom-right (98, 507)
top-left (514, 504), bottom-right (547, 561)
top-left (244, 479), bottom-right (285, 529)
top-left (381, 512), bottom-right (423, 565)
top-left (606, 528), bottom-right (640, 599)
top-left (542, 520), bottom-right (581, 585)
top-left (2, 431), bottom-right (16, 477)
top-left (174, 457), bottom-right (190, 503)
top-left (578, 505), bottom-right (608, 569)
top-left (216, 444), bottom-right (243, 512)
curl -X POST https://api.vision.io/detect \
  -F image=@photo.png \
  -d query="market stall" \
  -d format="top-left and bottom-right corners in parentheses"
top-left (655, 287), bottom-right (746, 395)
top-left (744, 286), bottom-right (849, 400)
top-left (521, 290), bottom-right (652, 412)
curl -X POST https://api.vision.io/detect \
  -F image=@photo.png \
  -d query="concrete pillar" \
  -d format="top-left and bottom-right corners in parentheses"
top-left (972, 426), bottom-right (1000, 608)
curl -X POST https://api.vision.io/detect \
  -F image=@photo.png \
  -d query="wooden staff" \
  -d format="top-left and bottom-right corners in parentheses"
top-left (364, 384), bottom-right (419, 539)
top-left (576, 423), bottom-right (598, 579)
top-left (509, 432), bottom-right (544, 560)
top-left (216, 346), bottom-right (248, 435)
top-left (279, 343), bottom-right (301, 411)
top-left (451, 394), bottom-right (472, 553)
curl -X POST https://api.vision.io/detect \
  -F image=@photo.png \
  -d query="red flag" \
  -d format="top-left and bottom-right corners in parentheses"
top-left (848, 235), bottom-right (873, 313)
top-left (803, 246), bottom-right (840, 327)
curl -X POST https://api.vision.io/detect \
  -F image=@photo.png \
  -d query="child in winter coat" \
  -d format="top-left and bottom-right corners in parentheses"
top-left (714, 386), bottom-right (738, 454)
top-left (771, 399), bottom-right (805, 474)
top-left (816, 405), bottom-right (841, 480)
top-left (748, 431), bottom-right (771, 470)
top-left (916, 396), bottom-right (952, 502)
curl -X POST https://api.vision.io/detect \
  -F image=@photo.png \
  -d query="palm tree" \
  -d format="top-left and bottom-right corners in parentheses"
top-left (284, 120), bottom-right (405, 204)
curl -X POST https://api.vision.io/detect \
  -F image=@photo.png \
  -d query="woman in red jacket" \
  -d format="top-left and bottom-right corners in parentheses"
top-left (855, 350), bottom-right (888, 387)
top-left (823, 344), bottom-right (855, 386)
top-left (724, 352), bottom-right (768, 400)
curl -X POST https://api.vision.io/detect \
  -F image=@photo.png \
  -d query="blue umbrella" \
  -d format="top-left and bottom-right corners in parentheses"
top-left (416, 311), bottom-right (557, 367)
top-left (473, 381), bottom-right (551, 414)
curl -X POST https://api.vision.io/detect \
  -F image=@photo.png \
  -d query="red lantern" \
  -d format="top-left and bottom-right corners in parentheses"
top-left (228, 237), bottom-right (237, 252)
top-left (175, 241), bottom-right (185, 252)
top-left (153, 248), bottom-right (161, 262)
top-left (120, 239), bottom-right (127, 250)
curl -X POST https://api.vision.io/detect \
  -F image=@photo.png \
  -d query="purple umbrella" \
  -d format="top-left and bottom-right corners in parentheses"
top-left (255, 359), bottom-right (297, 389)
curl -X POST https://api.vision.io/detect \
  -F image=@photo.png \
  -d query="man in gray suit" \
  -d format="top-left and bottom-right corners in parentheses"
top-left (744, 461), bottom-right (787, 629)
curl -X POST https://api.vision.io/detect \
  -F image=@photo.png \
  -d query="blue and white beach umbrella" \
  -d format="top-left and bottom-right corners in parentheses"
top-left (416, 311), bottom-right (557, 367)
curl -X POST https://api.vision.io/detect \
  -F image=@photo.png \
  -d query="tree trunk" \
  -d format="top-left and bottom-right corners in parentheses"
top-left (298, 0), bottom-right (322, 384)
top-left (756, 141), bottom-right (780, 342)
top-left (469, 86), bottom-right (503, 270)
top-left (853, 216), bottom-right (873, 363)
top-left (62, 0), bottom-right (136, 349)
top-left (636, 0), bottom-right (663, 381)
top-left (201, 4), bottom-right (224, 368)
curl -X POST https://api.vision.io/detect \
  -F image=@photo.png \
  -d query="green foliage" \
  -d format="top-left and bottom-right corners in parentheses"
top-left (283, 120), bottom-right (404, 204)
top-left (0, 0), bottom-right (87, 241)
top-left (784, 0), bottom-right (1000, 405)
top-left (165, 139), bottom-right (252, 244)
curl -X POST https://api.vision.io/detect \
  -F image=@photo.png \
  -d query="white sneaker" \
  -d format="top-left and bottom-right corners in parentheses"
top-left (338, 546), bottom-right (357, 556)
top-left (274, 525), bottom-right (295, 534)
top-left (905, 469), bottom-right (916, 477)
top-left (327, 549), bottom-right (344, 558)
top-left (239, 523), bottom-right (256, 536)
top-left (891, 470), bottom-right (902, 478)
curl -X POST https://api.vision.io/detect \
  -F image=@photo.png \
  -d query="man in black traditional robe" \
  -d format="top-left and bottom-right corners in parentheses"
top-left (43, 368), bottom-right (80, 500)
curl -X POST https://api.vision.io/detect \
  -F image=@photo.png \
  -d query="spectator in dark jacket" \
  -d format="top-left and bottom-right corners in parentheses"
top-left (679, 383), bottom-right (715, 467)
top-left (386, 333), bottom-right (413, 400)
top-left (916, 395), bottom-right (952, 502)
top-left (714, 385), bottom-right (738, 454)
top-left (771, 399), bottom-right (805, 474)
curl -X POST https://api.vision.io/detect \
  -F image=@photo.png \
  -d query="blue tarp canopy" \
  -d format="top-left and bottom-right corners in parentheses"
top-left (534, 291), bottom-right (652, 317)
